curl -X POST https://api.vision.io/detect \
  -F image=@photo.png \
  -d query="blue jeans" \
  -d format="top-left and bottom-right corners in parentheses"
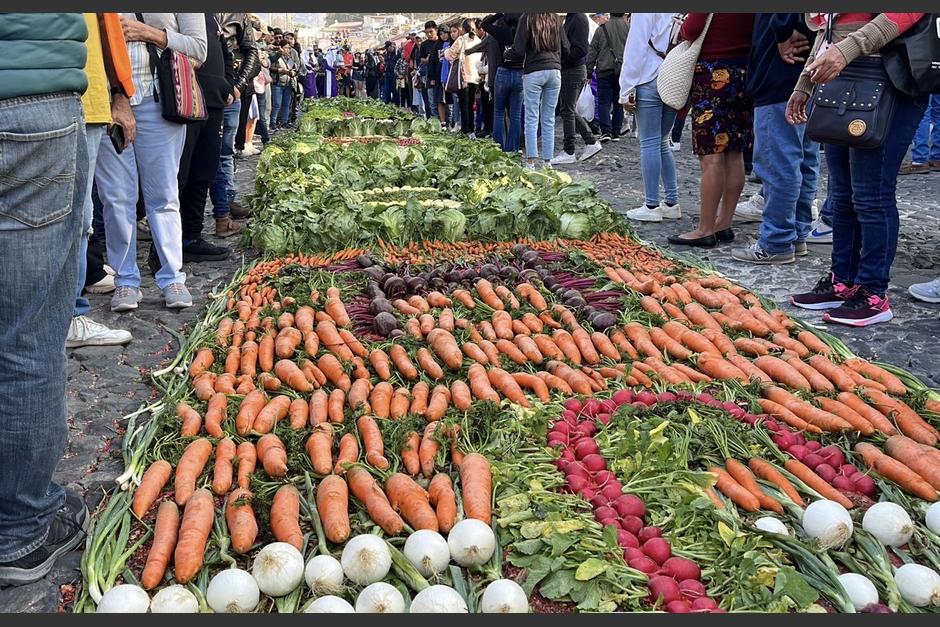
top-left (754, 102), bottom-right (819, 254)
top-left (210, 100), bottom-right (241, 218)
top-left (819, 170), bottom-right (834, 226)
top-left (74, 123), bottom-right (104, 317)
top-left (270, 84), bottom-right (293, 126)
top-left (596, 73), bottom-right (623, 136)
top-left (827, 93), bottom-right (927, 294)
top-left (493, 67), bottom-right (523, 152)
top-left (635, 80), bottom-right (679, 207)
top-left (0, 92), bottom-right (87, 561)
top-left (911, 94), bottom-right (940, 164)
top-left (523, 69), bottom-right (562, 161)
top-left (254, 91), bottom-right (270, 144)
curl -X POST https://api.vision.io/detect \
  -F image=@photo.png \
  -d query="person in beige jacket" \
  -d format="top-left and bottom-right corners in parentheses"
top-left (445, 18), bottom-right (483, 136)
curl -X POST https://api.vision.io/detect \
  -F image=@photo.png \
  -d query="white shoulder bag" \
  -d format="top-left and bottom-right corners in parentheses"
top-left (656, 13), bottom-right (713, 110)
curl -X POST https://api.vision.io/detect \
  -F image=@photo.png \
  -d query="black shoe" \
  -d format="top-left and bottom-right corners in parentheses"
top-left (147, 243), bottom-right (161, 278)
top-left (716, 228), bottom-right (735, 243)
top-left (183, 238), bottom-right (231, 262)
top-left (0, 490), bottom-right (88, 586)
top-left (610, 133), bottom-right (621, 143)
top-left (600, 133), bottom-right (612, 143)
top-left (229, 200), bottom-right (252, 219)
top-left (667, 234), bottom-right (718, 248)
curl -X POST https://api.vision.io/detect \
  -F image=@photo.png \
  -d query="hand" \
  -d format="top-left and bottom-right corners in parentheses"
top-left (777, 30), bottom-right (810, 64)
top-left (622, 93), bottom-right (636, 113)
top-left (786, 91), bottom-right (809, 125)
top-left (232, 86), bottom-right (241, 101)
top-left (806, 46), bottom-right (847, 84)
top-left (110, 93), bottom-right (136, 147)
top-left (119, 15), bottom-right (168, 47)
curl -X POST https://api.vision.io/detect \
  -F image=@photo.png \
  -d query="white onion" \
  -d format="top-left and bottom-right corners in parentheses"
top-left (838, 573), bottom-right (879, 611)
top-left (206, 568), bottom-right (260, 613)
top-left (355, 582), bottom-right (406, 613)
top-left (410, 585), bottom-right (469, 613)
top-left (447, 519), bottom-right (497, 567)
top-left (894, 563), bottom-right (940, 607)
top-left (251, 542), bottom-right (305, 597)
top-left (403, 530), bottom-right (451, 577)
top-left (863, 502), bottom-right (914, 547)
top-left (801, 499), bottom-right (854, 549)
top-left (341, 534), bottom-right (392, 585)
top-left (305, 554), bottom-right (345, 597)
top-left (149, 585), bottom-right (198, 613)
top-left (96, 584), bottom-right (150, 613)
top-left (754, 517), bottom-right (789, 535)
top-left (480, 579), bottom-right (529, 613)
top-left (304, 595), bottom-right (356, 613)
top-left (925, 502), bottom-right (940, 535)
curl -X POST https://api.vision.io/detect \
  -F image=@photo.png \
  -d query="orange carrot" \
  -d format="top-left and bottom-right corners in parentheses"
top-left (845, 358), bottom-right (907, 396)
top-left (409, 381), bottom-right (430, 416)
top-left (450, 380), bottom-right (473, 411)
top-left (609, 331), bottom-right (639, 359)
top-left (211, 438), bottom-right (236, 496)
top-left (462, 341), bottom-right (490, 365)
top-left (649, 327), bottom-right (694, 360)
top-left (223, 346), bottom-right (240, 376)
top-left (552, 329), bottom-right (583, 364)
top-left (308, 389), bottom-right (328, 426)
top-left (369, 348), bottom-right (392, 380)
top-left (815, 397), bottom-right (874, 435)
top-left (514, 334), bottom-right (545, 364)
top-left (757, 398), bottom-right (820, 433)
top-left (475, 279), bottom-right (504, 310)
top-left (862, 388), bottom-right (938, 445)
top-left (748, 458), bottom-right (805, 507)
top-left (780, 352), bottom-right (835, 393)
top-left (274, 359), bottom-right (314, 393)
top-left (468, 363), bottom-right (501, 402)
top-left (428, 473), bottom-right (458, 533)
top-left (796, 331), bottom-right (833, 356)
top-left (854, 442), bottom-right (937, 502)
top-left (753, 355), bottom-right (812, 391)
top-left (389, 387), bottom-right (411, 419)
top-left (401, 431), bottom-right (422, 476)
top-left (189, 348), bottom-right (215, 379)
top-left (304, 424), bottom-right (334, 475)
top-left (334, 432), bottom-right (360, 474)
top-left (451, 289), bottom-right (476, 309)
top-left (419, 422), bottom-right (441, 477)
top-left (683, 302), bottom-right (724, 332)
top-left (339, 328), bottom-right (368, 359)
top-left (177, 402), bottom-right (202, 437)
top-left (235, 441), bottom-right (256, 490)
top-left (488, 367), bottom-right (531, 407)
top-left (784, 459), bottom-right (855, 508)
top-left (257, 372), bottom-right (282, 392)
top-left (424, 385), bottom-right (451, 422)
top-left (696, 353), bottom-right (750, 384)
top-left (521, 312), bottom-right (544, 333)
top-left (141, 500), bottom-right (179, 589)
top-left (256, 433), bottom-right (288, 478)
top-left (358, 415), bottom-right (389, 470)
top-left (427, 291), bottom-right (452, 308)
top-left (174, 489), bottom-right (215, 582)
top-left (491, 310), bottom-right (514, 340)
top-left (216, 318), bottom-right (234, 349)
top-left (546, 361), bottom-right (594, 395)
top-left (643, 357), bottom-right (690, 386)
top-left (385, 472), bottom-right (439, 531)
top-left (270, 484), bottom-right (303, 550)
top-left (670, 362), bottom-right (714, 383)
top-left (389, 344), bottom-right (419, 380)
top-left (709, 466), bottom-right (760, 512)
top-left (532, 334), bottom-right (565, 361)
top-left (416, 348), bottom-right (445, 380)
top-left (318, 354), bottom-right (351, 390)
top-left (317, 474), bottom-right (351, 543)
top-left (883, 435), bottom-right (940, 491)
top-left (193, 373), bottom-right (216, 402)
top-left (427, 328), bottom-right (464, 369)
top-left (572, 327), bottom-right (601, 364)
top-left (303, 329), bottom-right (319, 357)
top-left (274, 327), bottom-right (303, 360)
top-left (368, 382), bottom-right (392, 418)
top-left (224, 487), bottom-right (258, 555)
top-left (837, 392), bottom-right (898, 435)
top-left (726, 354), bottom-right (772, 384)
top-left (251, 394), bottom-right (291, 434)
top-left (624, 322), bottom-right (662, 359)
top-left (346, 378), bottom-right (372, 413)
top-left (316, 320), bottom-right (354, 360)
top-left (726, 458), bottom-right (783, 513)
top-left (346, 467), bottom-right (404, 535)
top-left (806, 354), bottom-right (858, 392)
top-left (459, 453), bottom-right (493, 524)
top-left (701, 328), bottom-right (737, 357)
top-left (328, 388), bottom-right (346, 424)
top-left (495, 338), bottom-right (528, 365)
top-left (763, 386), bottom-right (851, 432)
top-left (174, 438), bottom-right (212, 507)
top-left (477, 339), bottom-right (502, 367)
top-left (132, 460), bottom-right (173, 519)
top-left (512, 372), bottom-right (550, 402)
top-left (639, 295), bottom-right (668, 318)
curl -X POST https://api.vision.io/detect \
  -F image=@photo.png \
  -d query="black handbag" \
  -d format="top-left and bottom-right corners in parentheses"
top-left (135, 13), bottom-right (208, 124)
top-left (883, 13), bottom-right (940, 97)
top-left (806, 17), bottom-right (897, 149)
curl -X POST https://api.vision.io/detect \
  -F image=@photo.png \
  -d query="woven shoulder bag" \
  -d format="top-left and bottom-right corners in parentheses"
top-left (656, 13), bottom-right (713, 110)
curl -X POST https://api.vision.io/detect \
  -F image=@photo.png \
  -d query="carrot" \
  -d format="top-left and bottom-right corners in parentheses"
top-left (546, 361), bottom-right (594, 395)
top-left (386, 473), bottom-right (439, 531)
top-left (346, 467), bottom-right (404, 535)
top-left (763, 386), bottom-right (851, 432)
top-left (424, 385), bottom-right (451, 422)
top-left (257, 372), bottom-right (282, 392)
top-left (231, 443), bottom-right (255, 492)
top-left (784, 459), bottom-right (856, 508)
top-left (488, 367), bottom-right (531, 407)
top-left (231, 319), bottom-right (246, 347)
top-left (670, 362), bottom-right (713, 383)
top-left (451, 289), bottom-right (476, 309)
top-left (256, 433), bottom-right (288, 478)
top-left (649, 327), bottom-right (694, 360)
top-left (771, 333), bottom-right (810, 358)
top-left (495, 338), bottom-right (528, 365)
top-left (706, 486), bottom-right (726, 509)
top-left (845, 358), bottom-right (907, 396)
top-left (276, 311), bottom-right (295, 330)
top-left (539, 311), bottom-right (562, 329)
top-left (478, 339), bottom-right (502, 366)
top-left (854, 442), bottom-right (937, 502)
top-left (389, 344), bottom-right (419, 380)
top-left (521, 312), bottom-right (544, 333)
top-left (173, 438), bottom-right (212, 507)
top-left (475, 279), bottom-right (504, 310)
top-left (796, 330), bottom-right (832, 356)
top-left (223, 346), bottom-right (240, 377)
top-left (709, 466), bottom-right (760, 512)
top-left (293, 305), bottom-right (315, 333)
top-left (333, 432), bottom-right (360, 475)
top-left (189, 348), bottom-right (214, 378)
top-left (211, 437), bottom-right (236, 496)
top-left (317, 354), bottom-right (351, 390)
top-left (427, 291), bottom-right (452, 308)
top-left (532, 334), bottom-right (565, 361)
top-left (721, 302), bottom-right (771, 336)
top-left (394, 299), bottom-right (422, 316)
top-left (495, 284), bottom-right (520, 310)
top-left (733, 338), bottom-right (771, 357)
top-left (177, 402), bottom-right (202, 437)
top-left (342, 376), bottom-right (369, 411)
top-left (274, 359), bottom-right (314, 393)
top-left (450, 380), bottom-right (473, 410)
top-left (237, 340), bottom-right (258, 378)
top-left (363, 382), bottom-right (389, 419)
top-left (779, 353), bottom-right (835, 393)
top-left (807, 354), bottom-right (858, 392)
top-left (883, 435), bottom-right (940, 491)
top-left (419, 422), bottom-right (441, 477)
top-left (749, 307), bottom-right (788, 334)
top-left (609, 331), bottom-right (639, 359)
top-left (753, 355), bottom-right (812, 391)
top-left (683, 302), bottom-right (724, 331)
top-left (862, 388), bottom-right (938, 445)
top-left (193, 373), bottom-right (216, 402)
top-left (306, 389), bottom-right (328, 427)
top-left (389, 387), bottom-right (411, 419)
top-left (748, 458), bottom-right (805, 507)
top-left (216, 318), bottom-right (234, 349)
top-left (413, 347), bottom-right (443, 380)
top-left (571, 327), bottom-right (601, 364)
top-left (552, 329), bottom-right (582, 364)
top-left (408, 295), bottom-right (431, 314)
top-left (726, 458), bottom-right (783, 513)
top-left (468, 363), bottom-right (501, 402)
top-left (427, 328), bottom-right (464, 370)
top-left (726, 354), bottom-right (772, 384)
top-left (815, 397), bottom-right (874, 435)
top-left (140, 500), bottom-right (179, 589)
top-left (624, 323), bottom-right (662, 360)
top-left (459, 453), bottom-right (493, 524)
top-left (462, 341), bottom-right (490, 365)
top-left (325, 297), bottom-right (351, 329)
top-left (643, 358), bottom-right (690, 386)
top-left (317, 474), bottom-right (351, 543)
top-left (419, 313), bottom-right (436, 336)
top-left (512, 372), bottom-right (550, 402)
top-left (274, 327), bottom-right (302, 361)
top-left (358, 415), bottom-right (390, 469)
top-left (513, 334), bottom-right (544, 363)
top-left (132, 460), bottom-right (173, 519)
top-left (222, 488), bottom-right (259, 555)
top-left (316, 320), bottom-right (353, 361)
top-left (215, 373), bottom-right (238, 395)
top-left (283, 398), bottom-right (307, 431)
top-left (174, 489), bottom-right (215, 583)
top-left (369, 348), bottom-right (392, 381)
top-left (409, 381), bottom-right (431, 416)
top-left (491, 310), bottom-right (514, 340)
top-left (235, 374), bottom-right (255, 395)
top-left (327, 388), bottom-right (346, 424)
top-left (338, 328), bottom-right (367, 359)
top-left (516, 282), bottom-right (548, 311)
top-left (756, 398), bottom-right (819, 433)
top-left (684, 281), bottom-right (726, 309)
top-left (837, 392), bottom-right (898, 435)
top-left (428, 474), bottom-right (458, 533)
top-left (701, 328), bottom-right (737, 357)
top-left (841, 366), bottom-right (887, 392)
top-left (696, 353), bottom-right (750, 383)
top-left (269, 484), bottom-right (303, 551)
top-left (478, 320), bottom-right (497, 341)
top-left (251, 394), bottom-right (290, 434)
top-left (639, 295), bottom-right (668, 318)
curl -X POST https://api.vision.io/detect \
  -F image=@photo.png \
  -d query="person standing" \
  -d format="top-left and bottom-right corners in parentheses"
top-left (419, 22), bottom-right (443, 121)
top-left (898, 96), bottom-right (940, 174)
top-left (382, 42), bottom-right (399, 105)
top-left (552, 12), bottom-right (601, 165)
top-left (619, 13), bottom-right (681, 222)
top-left (96, 13), bottom-right (207, 312)
top-left (465, 21), bottom-right (497, 135)
top-left (482, 13), bottom-right (524, 152)
top-left (230, 15), bottom-right (262, 159)
top-left (446, 19), bottom-right (484, 136)
top-left (0, 13), bottom-right (90, 586)
top-left (365, 48), bottom-right (380, 98)
top-left (586, 12), bottom-right (628, 142)
top-left (270, 41), bottom-right (298, 125)
top-left (513, 12), bottom-right (569, 167)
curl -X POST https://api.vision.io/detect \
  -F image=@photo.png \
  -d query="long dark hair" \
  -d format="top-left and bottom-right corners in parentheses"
top-left (527, 13), bottom-right (559, 53)
top-left (462, 18), bottom-right (477, 40)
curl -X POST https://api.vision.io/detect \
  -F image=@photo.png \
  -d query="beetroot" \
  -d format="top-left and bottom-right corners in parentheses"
top-left (840, 464), bottom-right (858, 477)
top-left (612, 389), bottom-right (634, 406)
top-left (563, 399), bottom-right (583, 413)
top-left (574, 438), bottom-right (600, 460)
top-left (691, 597), bottom-right (718, 611)
top-left (648, 575), bottom-right (681, 604)
top-left (595, 506), bottom-right (617, 520)
top-left (658, 392), bottom-right (678, 403)
top-left (679, 579), bottom-right (706, 599)
top-left (831, 475), bottom-right (855, 492)
top-left (614, 494), bottom-right (646, 519)
top-left (601, 483), bottom-right (623, 501)
top-left (665, 600), bottom-right (692, 613)
top-left (566, 475), bottom-right (589, 493)
top-left (852, 473), bottom-right (877, 496)
top-left (617, 530), bottom-right (639, 548)
top-left (642, 537), bottom-right (672, 565)
top-left (803, 453), bottom-right (824, 469)
top-left (818, 445), bottom-right (845, 468)
top-left (787, 444), bottom-right (809, 461)
top-left (621, 515), bottom-right (644, 535)
top-left (624, 547), bottom-right (645, 562)
top-left (629, 556), bottom-right (659, 575)
top-left (581, 453), bottom-right (607, 472)
top-left (638, 526), bottom-right (662, 542)
top-left (814, 463), bottom-right (837, 483)
top-left (635, 391), bottom-right (657, 406)
top-left (662, 557), bottom-right (700, 582)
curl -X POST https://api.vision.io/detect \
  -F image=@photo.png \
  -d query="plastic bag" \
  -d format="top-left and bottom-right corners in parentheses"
top-left (577, 83), bottom-right (595, 122)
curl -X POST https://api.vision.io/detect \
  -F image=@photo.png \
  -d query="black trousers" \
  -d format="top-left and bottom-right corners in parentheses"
top-left (479, 84), bottom-right (493, 133)
top-left (179, 107), bottom-right (225, 243)
top-left (458, 83), bottom-right (478, 134)
top-left (366, 75), bottom-right (379, 98)
top-left (234, 88), bottom-right (253, 151)
top-left (85, 184), bottom-right (107, 287)
top-left (560, 66), bottom-right (596, 154)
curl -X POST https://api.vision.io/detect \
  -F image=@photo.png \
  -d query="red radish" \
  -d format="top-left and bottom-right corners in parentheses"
top-left (551, 421), bottom-right (570, 434)
top-left (601, 483), bottom-right (623, 501)
top-left (582, 398), bottom-right (601, 416)
top-left (589, 494), bottom-right (610, 508)
top-left (597, 413), bottom-right (612, 425)
top-left (566, 461), bottom-right (590, 479)
top-left (600, 399), bottom-right (617, 414)
top-left (554, 459), bottom-right (568, 472)
top-left (814, 463), bottom-right (837, 483)
top-left (635, 391), bottom-right (657, 406)
top-left (642, 537), bottom-right (672, 565)
top-left (638, 526), bottom-right (662, 542)
top-left (621, 516), bottom-right (643, 535)
top-left (579, 421), bottom-right (598, 437)
top-left (818, 445), bottom-right (845, 468)
top-left (792, 432), bottom-right (806, 445)
top-left (547, 435), bottom-right (567, 447)
top-left (695, 393), bottom-right (715, 405)
top-left (648, 576), bottom-right (681, 604)
top-left (666, 600), bottom-right (692, 613)
top-left (629, 557), bottom-right (659, 575)
top-left (593, 470), bottom-right (615, 485)
top-left (762, 418), bottom-right (781, 431)
top-left (582, 454), bottom-right (607, 472)
top-left (803, 453), bottom-right (824, 469)
top-left (567, 475), bottom-right (589, 493)
top-left (691, 597), bottom-right (718, 611)
top-left (595, 506), bottom-right (617, 520)
top-left (662, 557), bottom-right (700, 582)
top-left (720, 401), bottom-right (739, 413)
top-left (599, 518), bottom-right (622, 530)
top-left (741, 414), bottom-right (757, 425)
top-left (613, 389), bottom-right (633, 405)
top-left (787, 444), bottom-right (809, 461)
top-left (574, 439), bottom-right (600, 459)
top-left (831, 475), bottom-right (855, 492)
top-left (563, 399), bottom-right (582, 413)
top-left (851, 473), bottom-right (876, 496)
top-left (773, 432), bottom-right (798, 449)
top-left (803, 439), bottom-right (821, 452)
top-left (675, 390), bottom-right (693, 401)
top-left (658, 392), bottom-right (678, 403)
top-left (624, 547), bottom-right (645, 562)
top-left (580, 487), bottom-right (597, 501)
top-left (629, 402), bottom-right (647, 410)
top-left (679, 579), bottom-right (706, 599)
top-left (617, 530), bottom-right (639, 548)
top-left (840, 464), bottom-right (858, 477)
top-left (614, 494), bottom-right (646, 519)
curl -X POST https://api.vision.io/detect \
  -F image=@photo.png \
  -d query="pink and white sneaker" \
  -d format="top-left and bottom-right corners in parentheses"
top-left (823, 288), bottom-right (894, 327)
top-left (790, 273), bottom-right (856, 310)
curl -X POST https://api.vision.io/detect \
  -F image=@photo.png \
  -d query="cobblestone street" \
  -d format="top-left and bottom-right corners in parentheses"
top-left (2, 126), bottom-right (938, 611)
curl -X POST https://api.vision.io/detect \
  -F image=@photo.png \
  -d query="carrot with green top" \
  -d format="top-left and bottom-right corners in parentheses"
top-left (748, 458), bottom-right (804, 507)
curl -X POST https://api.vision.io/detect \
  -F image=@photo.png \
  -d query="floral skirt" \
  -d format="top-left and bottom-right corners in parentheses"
top-left (689, 59), bottom-right (753, 156)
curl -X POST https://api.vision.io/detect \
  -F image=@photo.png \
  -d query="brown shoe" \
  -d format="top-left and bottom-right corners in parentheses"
top-left (930, 160), bottom-right (940, 172)
top-left (214, 215), bottom-right (244, 238)
top-left (899, 162), bottom-right (930, 175)
top-left (229, 200), bottom-right (252, 219)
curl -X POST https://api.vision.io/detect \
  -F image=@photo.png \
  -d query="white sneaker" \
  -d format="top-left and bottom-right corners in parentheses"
top-left (103, 264), bottom-right (115, 276)
top-left (550, 151), bottom-right (577, 166)
top-left (811, 198), bottom-right (821, 220)
top-left (805, 218), bottom-right (833, 244)
top-left (909, 276), bottom-right (940, 303)
top-left (734, 193), bottom-right (764, 224)
top-left (85, 272), bottom-right (116, 294)
top-left (66, 315), bottom-right (133, 348)
top-left (626, 204), bottom-right (664, 222)
top-left (669, 140), bottom-right (681, 152)
top-left (468, 132), bottom-right (477, 140)
top-left (660, 203), bottom-right (682, 219)
top-left (579, 142), bottom-right (602, 161)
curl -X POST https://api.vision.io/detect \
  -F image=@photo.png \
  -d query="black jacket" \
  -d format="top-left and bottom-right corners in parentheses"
top-left (512, 13), bottom-right (570, 75)
top-left (482, 13), bottom-right (523, 71)
top-left (562, 13), bottom-right (590, 69)
top-left (216, 12), bottom-right (261, 94)
top-left (197, 14), bottom-right (236, 110)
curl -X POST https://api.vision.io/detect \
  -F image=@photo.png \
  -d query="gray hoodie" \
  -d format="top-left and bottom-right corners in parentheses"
top-left (586, 16), bottom-right (628, 77)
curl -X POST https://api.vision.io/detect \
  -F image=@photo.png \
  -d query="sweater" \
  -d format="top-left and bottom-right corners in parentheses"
top-left (0, 13), bottom-right (87, 101)
top-left (466, 34), bottom-right (501, 91)
top-left (481, 13), bottom-right (523, 71)
top-left (512, 13), bottom-right (570, 75)
top-left (124, 13), bottom-right (207, 106)
top-left (562, 13), bottom-right (589, 69)
top-left (680, 13), bottom-right (753, 61)
top-left (587, 17), bottom-right (628, 77)
top-left (746, 14), bottom-right (812, 106)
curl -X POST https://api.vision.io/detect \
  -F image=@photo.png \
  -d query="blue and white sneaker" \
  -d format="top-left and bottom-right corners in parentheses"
top-left (909, 276), bottom-right (940, 303)
top-left (805, 218), bottom-right (833, 245)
